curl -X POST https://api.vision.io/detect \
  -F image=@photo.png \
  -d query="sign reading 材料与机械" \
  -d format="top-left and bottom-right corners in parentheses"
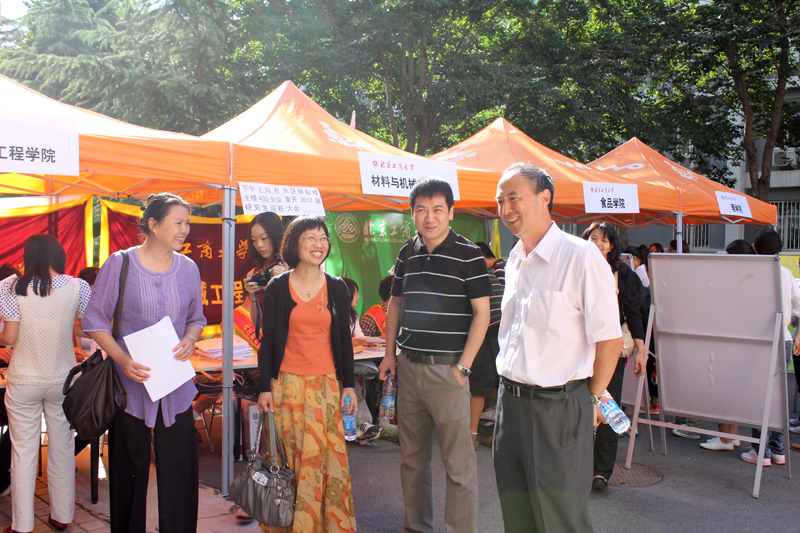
top-left (357, 152), bottom-right (460, 200)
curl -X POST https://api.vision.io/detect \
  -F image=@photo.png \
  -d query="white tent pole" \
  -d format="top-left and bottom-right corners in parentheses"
top-left (220, 185), bottom-right (236, 495)
top-left (676, 213), bottom-right (683, 253)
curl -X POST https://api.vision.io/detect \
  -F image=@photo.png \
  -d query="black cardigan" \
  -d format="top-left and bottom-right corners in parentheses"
top-left (615, 262), bottom-right (645, 341)
top-left (257, 271), bottom-right (355, 393)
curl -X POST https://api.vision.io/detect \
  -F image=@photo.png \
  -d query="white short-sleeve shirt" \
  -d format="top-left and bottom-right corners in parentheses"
top-left (497, 222), bottom-right (622, 387)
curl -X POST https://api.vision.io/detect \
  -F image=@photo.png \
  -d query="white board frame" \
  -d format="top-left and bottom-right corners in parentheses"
top-left (624, 253), bottom-right (791, 498)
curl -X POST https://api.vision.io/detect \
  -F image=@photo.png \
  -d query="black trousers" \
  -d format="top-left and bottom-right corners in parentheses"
top-left (493, 381), bottom-right (593, 533)
top-left (646, 354), bottom-right (658, 399)
top-left (108, 407), bottom-right (198, 533)
top-left (593, 358), bottom-right (626, 480)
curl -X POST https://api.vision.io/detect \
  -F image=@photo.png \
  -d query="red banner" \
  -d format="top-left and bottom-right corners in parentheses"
top-left (100, 201), bottom-right (254, 327)
top-left (0, 198), bottom-right (90, 276)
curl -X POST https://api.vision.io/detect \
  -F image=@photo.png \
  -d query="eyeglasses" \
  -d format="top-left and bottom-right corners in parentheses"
top-left (301, 235), bottom-right (331, 246)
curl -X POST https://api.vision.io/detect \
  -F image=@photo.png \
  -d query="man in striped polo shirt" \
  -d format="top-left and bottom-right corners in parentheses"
top-left (379, 177), bottom-right (491, 533)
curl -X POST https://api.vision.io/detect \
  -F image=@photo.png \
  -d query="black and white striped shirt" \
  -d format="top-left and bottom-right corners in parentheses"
top-left (391, 229), bottom-right (492, 355)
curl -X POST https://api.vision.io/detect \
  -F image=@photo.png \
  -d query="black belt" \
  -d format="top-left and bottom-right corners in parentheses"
top-left (404, 350), bottom-right (460, 365)
top-left (502, 378), bottom-right (587, 400)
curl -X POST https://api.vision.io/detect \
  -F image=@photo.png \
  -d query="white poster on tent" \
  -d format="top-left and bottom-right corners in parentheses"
top-left (715, 191), bottom-right (752, 218)
top-left (0, 113), bottom-right (79, 176)
top-left (238, 182), bottom-right (325, 217)
top-left (582, 183), bottom-right (640, 213)
top-left (357, 152), bottom-right (460, 200)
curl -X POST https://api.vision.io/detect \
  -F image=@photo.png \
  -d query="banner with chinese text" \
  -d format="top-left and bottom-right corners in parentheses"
top-left (325, 210), bottom-right (485, 317)
top-left (0, 196), bottom-right (92, 276)
top-left (0, 113), bottom-right (79, 176)
top-left (99, 200), bottom-right (254, 328)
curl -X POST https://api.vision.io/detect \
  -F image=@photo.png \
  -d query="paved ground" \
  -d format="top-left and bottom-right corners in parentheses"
top-left (5, 411), bottom-right (799, 532)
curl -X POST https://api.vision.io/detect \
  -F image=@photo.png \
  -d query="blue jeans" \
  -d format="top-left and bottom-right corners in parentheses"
top-left (750, 340), bottom-right (792, 457)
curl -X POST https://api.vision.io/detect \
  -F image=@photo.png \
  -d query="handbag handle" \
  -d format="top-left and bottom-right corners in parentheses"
top-left (255, 411), bottom-right (289, 470)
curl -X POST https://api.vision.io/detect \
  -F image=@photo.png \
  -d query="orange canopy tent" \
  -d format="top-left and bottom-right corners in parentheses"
top-left (588, 137), bottom-right (777, 226)
top-left (0, 74), bottom-right (231, 200)
top-left (202, 80), bottom-right (496, 215)
top-left (430, 118), bottom-right (682, 227)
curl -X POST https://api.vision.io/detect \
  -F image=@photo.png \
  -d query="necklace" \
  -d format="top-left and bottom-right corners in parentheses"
top-left (295, 270), bottom-right (321, 298)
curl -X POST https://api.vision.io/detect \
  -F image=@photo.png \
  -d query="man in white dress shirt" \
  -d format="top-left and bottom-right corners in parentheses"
top-left (493, 163), bottom-right (623, 532)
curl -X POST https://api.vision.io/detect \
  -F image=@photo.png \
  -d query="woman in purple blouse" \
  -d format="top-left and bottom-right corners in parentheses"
top-left (83, 193), bottom-right (206, 533)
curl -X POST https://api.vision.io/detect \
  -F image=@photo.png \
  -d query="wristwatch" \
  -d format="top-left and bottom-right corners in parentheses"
top-left (456, 363), bottom-right (472, 377)
top-left (590, 393), bottom-right (600, 405)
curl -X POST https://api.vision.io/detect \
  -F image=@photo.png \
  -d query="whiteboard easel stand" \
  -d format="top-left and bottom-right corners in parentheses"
top-left (626, 306), bottom-right (790, 498)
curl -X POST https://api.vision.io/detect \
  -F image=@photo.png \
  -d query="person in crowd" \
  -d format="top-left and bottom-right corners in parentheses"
top-left (360, 275), bottom-right (392, 338)
top-left (0, 264), bottom-right (20, 499)
top-left (257, 215), bottom-right (357, 532)
top-left (342, 277), bottom-right (382, 443)
top-left (378, 177), bottom-right (491, 533)
top-left (493, 163), bottom-right (622, 532)
top-left (668, 239), bottom-right (690, 253)
top-left (741, 229), bottom-right (800, 466)
top-left (0, 235), bottom-right (92, 533)
top-left (583, 222), bottom-right (646, 491)
top-left (475, 241), bottom-right (506, 283)
top-left (73, 266), bottom-right (100, 361)
top-left (624, 245), bottom-right (650, 288)
top-left (697, 239), bottom-right (753, 452)
top-left (242, 212), bottom-right (288, 330)
top-left (83, 193), bottom-right (206, 533)
top-left (468, 260), bottom-right (504, 450)
top-left (648, 242), bottom-right (664, 255)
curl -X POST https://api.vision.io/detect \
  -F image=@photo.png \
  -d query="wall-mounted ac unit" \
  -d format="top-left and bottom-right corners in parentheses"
top-left (773, 149), bottom-right (798, 168)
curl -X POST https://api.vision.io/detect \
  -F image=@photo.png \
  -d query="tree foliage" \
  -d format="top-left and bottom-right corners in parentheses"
top-left (2, 0), bottom-right (800, 196)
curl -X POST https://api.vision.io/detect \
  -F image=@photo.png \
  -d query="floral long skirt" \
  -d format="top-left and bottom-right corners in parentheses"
top-left (261, 372), bottom-right (357, 533)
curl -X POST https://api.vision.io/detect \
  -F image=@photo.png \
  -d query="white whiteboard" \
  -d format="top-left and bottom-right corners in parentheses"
top-left (648, 254), bottom-right (787, 430)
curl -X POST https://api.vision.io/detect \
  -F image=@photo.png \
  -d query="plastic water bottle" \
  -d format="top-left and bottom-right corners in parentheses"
top-left (597, 390), bottom-right (630, 434)
top-left (342, 398), bottom-right (357, 441)
top-left (380, 372), bottom-right (396, 420)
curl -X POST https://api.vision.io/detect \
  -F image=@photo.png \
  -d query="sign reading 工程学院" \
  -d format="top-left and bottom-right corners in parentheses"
top-left (582, 183), bottom-right (640, 213)
top-left (238, 182), bottom-right (325, 217)
top-left (357, 152), bottom-right (460, 200)
top-left (0, 113), bottom-right (79, 176)
top-left (715, 191), bottom-right (752, 219)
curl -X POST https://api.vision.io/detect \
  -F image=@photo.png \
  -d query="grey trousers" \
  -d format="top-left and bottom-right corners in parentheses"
top-left (397, 353), bottom-right (478, 533)
top-left (493, 381), bottom-right (594, 533)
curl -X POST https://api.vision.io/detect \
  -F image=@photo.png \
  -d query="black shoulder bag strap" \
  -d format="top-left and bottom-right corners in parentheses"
top-left (112, 251), bottom-right (130, 341)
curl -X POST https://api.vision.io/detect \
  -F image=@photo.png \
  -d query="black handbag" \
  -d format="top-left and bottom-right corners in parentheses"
top-left (229, 411), bottom-right (296, 527)
top-left (62, 251), bottom-right (129, 440)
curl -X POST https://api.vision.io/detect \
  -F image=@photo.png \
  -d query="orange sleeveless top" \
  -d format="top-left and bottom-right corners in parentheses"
top-left (279, 280), bottom-right (336, 376)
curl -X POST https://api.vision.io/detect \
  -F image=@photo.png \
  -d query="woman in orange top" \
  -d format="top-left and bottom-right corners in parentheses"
top-left (257, 216), bottom-right (357, 533)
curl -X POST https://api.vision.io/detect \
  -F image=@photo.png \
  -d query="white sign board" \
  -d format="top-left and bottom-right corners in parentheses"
top-left (357, 152), bottom-right (460, 200)
top-left (0, 113), bottom-right (79, 176)
top-left (715, 191), bottom-right (752, 218)
top-left (238, 182), bottom-right (325, 217)
top-left (582, 183), bottom-right (640, 213)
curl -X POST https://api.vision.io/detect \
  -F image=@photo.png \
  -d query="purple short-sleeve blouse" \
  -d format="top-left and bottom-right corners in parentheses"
top-left (82, 247), bottom-right (207, 428)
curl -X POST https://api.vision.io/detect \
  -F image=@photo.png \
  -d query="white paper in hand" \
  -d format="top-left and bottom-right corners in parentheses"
top-left (123, 316), bottom-right (196, 402)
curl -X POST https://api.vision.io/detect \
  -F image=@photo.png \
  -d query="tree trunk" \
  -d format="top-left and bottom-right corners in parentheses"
top-left (725, 46), bottom-right (762, 199)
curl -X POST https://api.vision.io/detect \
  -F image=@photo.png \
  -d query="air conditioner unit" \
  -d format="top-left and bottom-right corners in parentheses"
top-left (774, 150), bottom-right (790, 167)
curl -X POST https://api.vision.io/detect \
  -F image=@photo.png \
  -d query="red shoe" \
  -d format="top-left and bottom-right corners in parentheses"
top-left (48, 518), bottom-right (69, 531)
top-left (4, 526), bottom-right (31, 533)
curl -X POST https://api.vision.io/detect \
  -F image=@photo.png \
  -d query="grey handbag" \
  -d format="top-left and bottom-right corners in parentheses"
top-left (228, 411), bottom-right (296, 527)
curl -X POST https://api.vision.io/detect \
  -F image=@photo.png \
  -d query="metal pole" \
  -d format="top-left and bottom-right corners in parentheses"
top-left (220, 185), bottom-right (236, 495)
top-left (676, 213), bottom-right (683, 253)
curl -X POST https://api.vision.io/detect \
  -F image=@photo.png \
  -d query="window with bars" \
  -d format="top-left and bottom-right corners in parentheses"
top-left (772, 200), bottom-right (800, 251)
top-left (684, 224), bottom-right (710, 249)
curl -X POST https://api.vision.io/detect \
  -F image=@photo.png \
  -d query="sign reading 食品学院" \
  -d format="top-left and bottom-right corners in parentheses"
top-left (582, 183), bottom-right (640, 213)
top-left (357, 152), bottom-right (460, 200)
top-left (238, 182), bottom-right (325, 217)
top-left (0, 113), bottom-right (79, 176)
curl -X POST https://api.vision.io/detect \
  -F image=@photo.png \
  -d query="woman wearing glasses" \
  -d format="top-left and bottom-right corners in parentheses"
top-left (257, 216), bottom-right (357, 532)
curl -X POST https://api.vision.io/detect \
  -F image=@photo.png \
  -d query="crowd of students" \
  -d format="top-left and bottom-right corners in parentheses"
top-left (0, 171), bottom-right (797, 533)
